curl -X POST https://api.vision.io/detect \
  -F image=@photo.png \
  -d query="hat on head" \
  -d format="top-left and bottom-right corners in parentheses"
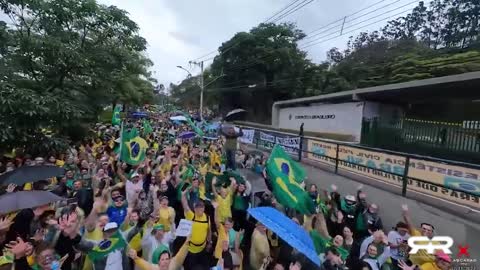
top-left (435, 250), bottom-right (452, 263)
top-left (152, 224), bottom-right (165, 231)
top-left (131, 172), bottom-right (140, 178)
top-left (151, 245), bottom-right (170, 264)
top-left (345, 195), bottom-right (356, 202)
top-left (103, 222), bottom-right (118, 232)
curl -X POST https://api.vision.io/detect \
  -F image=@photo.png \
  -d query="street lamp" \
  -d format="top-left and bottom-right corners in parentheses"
top-left (176, 65), bottom-right (192, 77)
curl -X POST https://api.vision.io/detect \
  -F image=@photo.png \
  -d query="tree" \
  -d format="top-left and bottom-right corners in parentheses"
top-left (0, 0), bottom-right (155, 154)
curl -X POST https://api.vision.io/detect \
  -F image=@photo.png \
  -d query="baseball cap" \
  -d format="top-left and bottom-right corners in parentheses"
top-left (152, 224), bottom-right (165, 231)
top-left (103, 222), bottom-right (118, 231)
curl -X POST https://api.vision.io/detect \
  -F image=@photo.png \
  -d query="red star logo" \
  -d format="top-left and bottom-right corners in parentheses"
top-left (457, 245), bottom-right (470, 258)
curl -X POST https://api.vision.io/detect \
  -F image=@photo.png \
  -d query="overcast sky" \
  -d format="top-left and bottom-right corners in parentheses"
top-left (4, 0), bottom-right (419, 87)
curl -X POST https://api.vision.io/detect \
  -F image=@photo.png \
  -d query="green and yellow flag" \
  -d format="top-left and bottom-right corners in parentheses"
top-left (183, 113), bottom-right (204, 136)
top-left (269, 144), bottom-right (306, 184)
top-left (143, 119), bottom-right (153, 135)
top-left (266, 145), bottom-right (314, 215)
top-left (112, 105), bottom-right (122, 126)
top-left (88, 231), bottom-right (127, 261)
top-left (120, 127), bottom-right (148, 165)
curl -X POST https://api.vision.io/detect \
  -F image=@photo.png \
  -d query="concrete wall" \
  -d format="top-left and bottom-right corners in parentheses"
top-left (277, 102), bottom-right (365, 142)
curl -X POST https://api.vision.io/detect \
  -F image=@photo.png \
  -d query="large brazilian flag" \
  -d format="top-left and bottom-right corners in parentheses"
top-left (120, 127), bottom-right (148, 165)
top-left (266, 145), bottom-right (314, 215)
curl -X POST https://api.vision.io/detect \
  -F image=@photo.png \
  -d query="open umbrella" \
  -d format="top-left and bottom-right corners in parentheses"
top-left (0, 191), bottom-right (63, 214)
top-left (248, 207), bottom-right (321, 266)
top-left (178, 131), bottom-right (196, 139)
top-left (0, 166), bottom-right (65, 186)
top-left (224, 108), bottom-right (247, 122)
top-left (170, 115), bottom-right (187, 122)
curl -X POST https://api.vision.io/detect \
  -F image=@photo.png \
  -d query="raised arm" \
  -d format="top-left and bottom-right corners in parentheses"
top-left (211, 177), bottom-right (219, 197)
top-left (181, 187), bottom-right (192, 215)
top-left (402, 204), bottom-right (415, 233)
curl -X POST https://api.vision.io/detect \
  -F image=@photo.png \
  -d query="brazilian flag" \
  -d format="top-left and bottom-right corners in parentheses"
top-left (143, 119), bottom-right (153, 135)
top-left (112, 105), bottom-right (122, 126)
top-left (88, 231), bottom-right (127, 261)
top-left (120, 128), bottom-right (148, 165)
top-left (266, 145), bottom-right (314, 215)
top-left (183, 112), bottom-right (204, 136)
top-left (269, 144), bottom-right (305, 184)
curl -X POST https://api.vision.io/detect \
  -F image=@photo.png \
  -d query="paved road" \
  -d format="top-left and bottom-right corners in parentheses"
top-left (240, 163), bottom-right (480, 262)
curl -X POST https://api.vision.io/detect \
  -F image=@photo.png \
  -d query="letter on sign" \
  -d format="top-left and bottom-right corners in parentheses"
top-left (408, 236), bottom-right (453, 254)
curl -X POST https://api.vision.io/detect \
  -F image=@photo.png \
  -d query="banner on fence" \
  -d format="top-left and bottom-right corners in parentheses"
top-left (406, 158), bottom-right (480, 208)
top-left (307, 140), bottom-right (337, 166)
top-left (276, 136), bottom-right (300, 154)
top-left (259, 132), bottom-right (275, 149)
top-left (337, 146), bottom-right (406, 186)
top-left (258, 131), bottom-right (300, 154)
top-left (335, 146), bottom-right (480, 208)
top-left (239, 129), bottom-right (255, 144)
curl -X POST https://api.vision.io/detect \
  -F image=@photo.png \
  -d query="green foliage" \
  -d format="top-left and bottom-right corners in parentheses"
top-left (0, 0), bottom-right (154, 153)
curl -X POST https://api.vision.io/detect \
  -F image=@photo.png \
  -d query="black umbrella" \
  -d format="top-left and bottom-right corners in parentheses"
top-left (0, 165), bottom-right (65, 186)
top-left (220, 123), bottom-right (243, 138)
top-left (224, 108), bottom-right (247, 122)
top-left (0, 191), bottom-right (63, 214)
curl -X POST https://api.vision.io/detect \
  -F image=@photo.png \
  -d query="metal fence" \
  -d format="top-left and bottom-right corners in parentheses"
top-left (237, 124), bottom-right (480, 210)
top-left (361, 118), bottom-right (480, 164)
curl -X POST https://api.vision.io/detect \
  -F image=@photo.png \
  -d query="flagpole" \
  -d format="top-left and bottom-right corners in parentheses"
top-left (118, 121), bottom-right (124, 162)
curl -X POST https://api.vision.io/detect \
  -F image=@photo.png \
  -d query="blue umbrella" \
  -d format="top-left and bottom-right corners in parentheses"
top-left (178, 131), bottom-right (196, 139)
top-left (248, 207), bottom-right (321, 266)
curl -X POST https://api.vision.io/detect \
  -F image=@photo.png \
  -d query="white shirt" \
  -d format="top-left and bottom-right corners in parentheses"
top-left (105, 250), bottom-right (122, 270)
top-left (387, 230), bottom-right (410, 260)
top-left (126, 179), bottom-right (144, 205)
top-left (141, 229), bottom-right (175, 262)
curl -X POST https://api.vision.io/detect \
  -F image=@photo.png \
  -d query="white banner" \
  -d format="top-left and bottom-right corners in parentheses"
top-left (276, 136), bottom-right (300, 154)
top-left (260, 132), bottom-right (275, 142)
top-left (239, 129), bottom-right (255, 144)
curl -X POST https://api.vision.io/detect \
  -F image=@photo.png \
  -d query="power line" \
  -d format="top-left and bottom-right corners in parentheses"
top-left (300, 0), bottom-right (419, 47)
top-left (302, 0), bottom-right (405, 42)
top-left (190, 0), bottom-right (313, 62)
top-left (213, 0), bottom-right (419, 73)
top-left (271, 0), bottom-right (315, 23)
top-left (305, 0), bottom-right (390, 36)
top-left (264, 0), bottom-right (304, 23)
top-left (301, 7), bottom-right (414, 49)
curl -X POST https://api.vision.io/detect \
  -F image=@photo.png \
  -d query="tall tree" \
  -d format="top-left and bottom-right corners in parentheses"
top-left (0, 0), bottom-right (155, 154)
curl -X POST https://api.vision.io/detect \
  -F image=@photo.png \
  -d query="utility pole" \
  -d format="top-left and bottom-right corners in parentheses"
top-left (189, 60), bottom-right (204, 120)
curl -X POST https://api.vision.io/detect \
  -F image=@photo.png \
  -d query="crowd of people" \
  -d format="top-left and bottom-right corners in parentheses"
top-left (0, 110), bottom-right (453, 270)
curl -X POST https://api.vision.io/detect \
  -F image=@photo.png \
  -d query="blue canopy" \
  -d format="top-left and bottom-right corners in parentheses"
top-left (248, 207), bottom-right (321, 266)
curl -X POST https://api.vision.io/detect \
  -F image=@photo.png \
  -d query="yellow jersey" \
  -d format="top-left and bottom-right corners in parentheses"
top-left (216, 192), bottom-right (232, 222)
top-left (185, 210), bottom-right (210, 253)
